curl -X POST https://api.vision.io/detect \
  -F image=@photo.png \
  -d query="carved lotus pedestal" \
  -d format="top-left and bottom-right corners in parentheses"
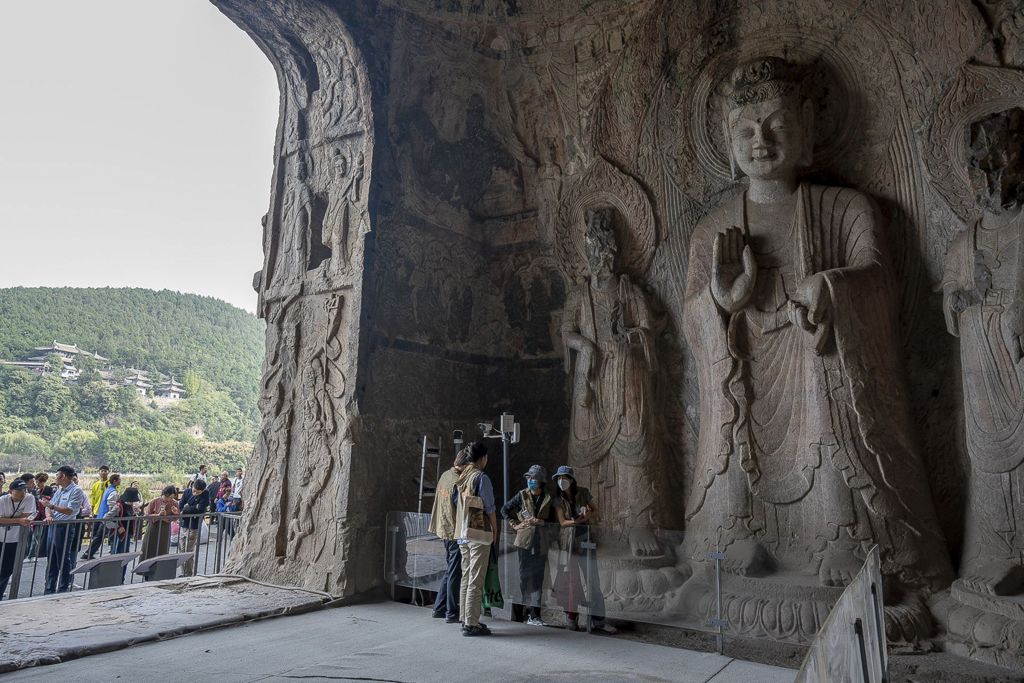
top-left (671, 567), bottom-right (842, 645)
top-left (596, 549), bottom-right (691, 618)
top-left (932, 581), bottom-right (1024, 670)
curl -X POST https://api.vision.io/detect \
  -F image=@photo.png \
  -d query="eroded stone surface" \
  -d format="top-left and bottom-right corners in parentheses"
top-left (209, 0), bottom-right (1024, 670)
top-left (0, 576), bottom-right (329, 673)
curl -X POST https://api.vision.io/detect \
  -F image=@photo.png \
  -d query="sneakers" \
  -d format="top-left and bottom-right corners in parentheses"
top-left (594, 622), bottom-right (618, 635)
top-left (445, 616), bottom-right (460, 624)
top-left (431, 611), bottom-right (446, 619)
top-left (526, 616), bottom-right (546, 627)
top-left (462, 624), bottom-right (491, 637)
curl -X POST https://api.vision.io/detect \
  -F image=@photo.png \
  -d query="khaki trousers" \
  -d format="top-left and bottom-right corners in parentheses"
top-left (459, 542), bottom-right (490, 626)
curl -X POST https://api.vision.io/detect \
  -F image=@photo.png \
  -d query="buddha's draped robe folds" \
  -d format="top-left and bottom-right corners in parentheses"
top-left (683, 182), bottom-right (949, 589)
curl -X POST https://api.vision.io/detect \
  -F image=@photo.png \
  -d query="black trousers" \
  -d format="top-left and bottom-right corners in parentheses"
top-left (45, 525), bottom-right (76, 593)
top-left (518, 547), bottom-right (546, 619)
top-left (0, 541), bottom-right (19, 599)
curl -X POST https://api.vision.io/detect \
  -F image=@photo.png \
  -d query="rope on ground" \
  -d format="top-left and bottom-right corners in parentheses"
top-left (209, 573), bottom-right (336, 601)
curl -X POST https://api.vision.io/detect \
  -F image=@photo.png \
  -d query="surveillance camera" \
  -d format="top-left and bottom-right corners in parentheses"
top-left (478, 422), bottom-right (492, 435)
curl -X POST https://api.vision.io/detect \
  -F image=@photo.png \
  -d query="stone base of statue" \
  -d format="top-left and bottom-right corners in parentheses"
top-left (931, 581), bottom-right (1024, 670)
top-left (672, 565), bottom-right (940, 645)
top-left (596, 547), bottom-right (691, 617)
top-left (671, 566), bottom-right (842, 644)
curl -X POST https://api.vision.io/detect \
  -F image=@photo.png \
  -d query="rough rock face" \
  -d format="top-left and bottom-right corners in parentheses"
top-left (212, 0), bottom-right (1024, 667)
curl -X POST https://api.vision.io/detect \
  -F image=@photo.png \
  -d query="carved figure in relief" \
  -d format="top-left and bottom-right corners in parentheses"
top-left (276, 153), bottom-right (313, 286)
top-left (682, 58), bottom-right (949, 590)
top-left (289, 295), bottom-right (346, 560)
top-left (942, 108), bottom-right (1024, 596)
top-left (562, 207), bottom-right (665, 558)
top-left (323, 145), bottom-right (365, 271)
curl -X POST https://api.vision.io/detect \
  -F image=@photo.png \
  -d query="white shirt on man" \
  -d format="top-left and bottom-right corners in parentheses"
top-left (0, 493), bottom-right (37, 543)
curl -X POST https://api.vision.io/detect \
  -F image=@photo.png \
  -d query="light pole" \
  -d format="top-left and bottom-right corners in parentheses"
top-left (478, 412), bottom-right (519, 503)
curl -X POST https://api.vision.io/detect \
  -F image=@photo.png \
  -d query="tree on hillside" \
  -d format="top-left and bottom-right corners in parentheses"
top-left (0, 431), bottom-right (49, 458)
top-left (46, 354), bottom-right (64, 375)
top-left (54, 429), bottom-right (99, 466)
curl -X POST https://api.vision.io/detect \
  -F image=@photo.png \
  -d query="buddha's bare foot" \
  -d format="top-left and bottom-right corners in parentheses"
top-left (628, 527), bottom-right (662, 557)
top-left (961, 560), bottom-right (1024, 596)
top-left (818, 548), bottom-right (862, 587)
top-left (721, 539), bottom-right (775, 577)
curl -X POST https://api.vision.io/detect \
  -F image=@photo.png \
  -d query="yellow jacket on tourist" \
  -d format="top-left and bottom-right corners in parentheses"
top-left (89, 479), bottom-right (108, 515)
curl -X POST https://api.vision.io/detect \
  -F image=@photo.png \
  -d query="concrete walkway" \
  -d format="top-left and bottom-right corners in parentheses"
top-left (0, 599), bottom-right (796, 682)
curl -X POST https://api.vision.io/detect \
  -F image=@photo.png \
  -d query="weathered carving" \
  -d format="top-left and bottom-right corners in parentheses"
top-left (562, 206), bottom-right (665, 557)
top-left (678, 56), bottom-right (951, 642)
top-left (213, 0), bottom-right (372, 597)
top-left (933, 70), bottom-right (1024, 670)
top-left (211, 2), bottom-right (1024, 672)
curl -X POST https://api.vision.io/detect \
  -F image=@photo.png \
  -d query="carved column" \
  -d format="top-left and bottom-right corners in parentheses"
top-left (212, 0), bottom-right (377, 596)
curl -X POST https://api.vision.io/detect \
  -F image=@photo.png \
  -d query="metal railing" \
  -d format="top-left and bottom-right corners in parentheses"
top-left (0, 511), bottom-right (243, 600)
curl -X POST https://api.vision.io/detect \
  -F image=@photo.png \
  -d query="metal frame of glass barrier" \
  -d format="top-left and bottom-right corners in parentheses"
top-left (0, 511), bottom-right (242, 600)
top-left (383, 511), bottom-right (732, 650)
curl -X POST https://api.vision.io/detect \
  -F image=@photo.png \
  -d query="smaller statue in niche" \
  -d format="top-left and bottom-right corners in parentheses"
top-left (561, 207), bottom-right (665, 558)
top-left (942, 107), bottom-right (1024, 596)
top-left (323, 145), bottom-right (365, 272)
top-left (276, 153), bottom-right (313, 286)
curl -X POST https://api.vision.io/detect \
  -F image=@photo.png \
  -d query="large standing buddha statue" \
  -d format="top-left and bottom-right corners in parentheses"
top-left (679, 57), bottom-right (951, 636)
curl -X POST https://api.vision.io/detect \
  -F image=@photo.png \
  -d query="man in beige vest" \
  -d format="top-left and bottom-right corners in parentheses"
top-left (428, 448), bottom-right (470, 623)
top-left (455, 442), bottom-right (497, 636)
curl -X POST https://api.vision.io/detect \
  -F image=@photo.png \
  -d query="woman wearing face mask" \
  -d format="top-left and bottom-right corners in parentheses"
top-left (553, 466), bottom-right (616, 634)
top-left (500, 464), bottom-right (555, 626)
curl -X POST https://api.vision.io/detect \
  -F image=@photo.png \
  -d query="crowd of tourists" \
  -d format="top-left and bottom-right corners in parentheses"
top-left (0, 464), bottom-right (245, 599)
top-left (428, 442), bottom-right (616, 637)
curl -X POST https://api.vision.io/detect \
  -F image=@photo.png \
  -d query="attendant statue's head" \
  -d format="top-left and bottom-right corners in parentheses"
top-left (584, 207), bottom-right (617, 279)
top-left (967, 108), bottom-right (1024, 214)
top-left (723, 57), bottom-right (813, 183)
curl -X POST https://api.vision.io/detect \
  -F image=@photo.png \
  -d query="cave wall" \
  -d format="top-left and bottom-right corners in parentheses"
top-left (212, 0), bottom-right (1024, 600)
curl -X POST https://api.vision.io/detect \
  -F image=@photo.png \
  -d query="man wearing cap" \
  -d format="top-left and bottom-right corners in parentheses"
top-left (42, 465), bottom-right (87, 594)
top-left (501, 464), bottom-right (555, 626)
top-left (428, 448), bottom-right (470, 623)
top-left (0, 479), bottom-right (36, 599)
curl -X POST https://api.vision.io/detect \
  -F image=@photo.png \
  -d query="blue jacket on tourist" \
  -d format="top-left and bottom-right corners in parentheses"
top-left (96, 484), bottom-right (117, 518)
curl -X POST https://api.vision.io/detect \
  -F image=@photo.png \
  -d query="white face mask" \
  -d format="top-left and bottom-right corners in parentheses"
top-left (557, 479), bottom-right (571, 491)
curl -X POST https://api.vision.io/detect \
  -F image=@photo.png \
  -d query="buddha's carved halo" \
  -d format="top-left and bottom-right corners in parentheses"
top-left (925, 64), bottom-right (1024, 222)
top-left (686, 38), bottom-right (862, 180)
top-left (557, 156), bottom-right (655, 281)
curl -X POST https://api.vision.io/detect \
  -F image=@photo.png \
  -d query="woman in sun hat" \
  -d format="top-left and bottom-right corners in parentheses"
top-left (552, 465), bottom-right (616, 634)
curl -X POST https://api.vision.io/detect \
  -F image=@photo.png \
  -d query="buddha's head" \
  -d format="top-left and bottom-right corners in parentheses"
top-left (967, 108), bottom-right (1024, 214)
top-left (584, 207), bottom-right (617, 278)
top-left (723, 57), bottom-right (813, 182)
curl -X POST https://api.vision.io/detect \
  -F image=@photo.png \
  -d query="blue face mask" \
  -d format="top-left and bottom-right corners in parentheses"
top-left (526, 479), bottom-right (539, 492)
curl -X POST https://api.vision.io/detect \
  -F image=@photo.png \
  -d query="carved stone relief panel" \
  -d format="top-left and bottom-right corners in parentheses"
top-left (213, 0), bottom-right (372, 596)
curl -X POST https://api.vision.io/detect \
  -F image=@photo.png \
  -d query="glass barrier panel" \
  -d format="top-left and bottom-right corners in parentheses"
top-left (383, 511), bottom-right (728, 640)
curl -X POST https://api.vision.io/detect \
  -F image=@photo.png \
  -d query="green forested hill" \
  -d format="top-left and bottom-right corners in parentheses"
top-left (0, 287), bottom-right (264, 418)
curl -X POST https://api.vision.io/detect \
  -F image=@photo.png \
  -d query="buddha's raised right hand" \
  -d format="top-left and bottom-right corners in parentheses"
top-left (711, 226), bottom-right (757, 313)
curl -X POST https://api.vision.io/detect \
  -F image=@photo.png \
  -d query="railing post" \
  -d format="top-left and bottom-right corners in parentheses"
top-left (580, 526), bottom-right (597, 634)
top-left (214, 513), bottom-right (223, 574)
top-left (7, 524), bottom-right (29, 599)
top-left (387, 523), bottom-right (398, 601)
top-left (708, 547), bottom-right (728, 655)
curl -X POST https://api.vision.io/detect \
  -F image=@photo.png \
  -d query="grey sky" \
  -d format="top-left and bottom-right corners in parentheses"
top-left (0, 0), bottom-right (278, 314)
